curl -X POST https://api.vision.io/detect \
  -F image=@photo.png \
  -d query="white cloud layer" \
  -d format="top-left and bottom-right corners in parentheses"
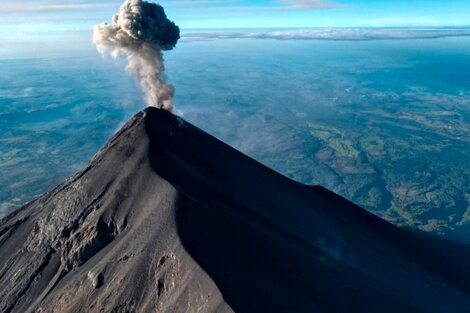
top-left (279, 0), bottom-right (345, 10)
top-left (182, 27), bottom-right (470, 41)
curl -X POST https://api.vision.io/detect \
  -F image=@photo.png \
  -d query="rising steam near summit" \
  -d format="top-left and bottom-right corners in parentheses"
top-left (93, 0), bottom-right (180, 111)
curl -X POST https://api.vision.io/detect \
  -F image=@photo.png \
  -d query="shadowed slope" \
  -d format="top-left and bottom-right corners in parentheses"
top-left (145, 108), bottom-right (470, 312)
top-left (0, 107), bottom-right (469, 313)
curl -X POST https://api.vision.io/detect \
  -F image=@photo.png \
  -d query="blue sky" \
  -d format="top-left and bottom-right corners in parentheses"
top-left (0, 0), bottom-right (469, 58)
top-left (1, 0), bottom-right (470, 29)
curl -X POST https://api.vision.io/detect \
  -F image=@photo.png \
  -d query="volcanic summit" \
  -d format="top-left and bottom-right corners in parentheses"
top-left (0, 108), bottom-right (469, 313)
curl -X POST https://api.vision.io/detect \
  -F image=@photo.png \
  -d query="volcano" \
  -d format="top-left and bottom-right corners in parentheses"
top-left (0, 108), bottom-right (469, 313)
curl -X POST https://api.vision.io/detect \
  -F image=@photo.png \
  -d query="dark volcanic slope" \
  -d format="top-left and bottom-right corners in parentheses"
top-left (1, 108), bottom-right (470, 313)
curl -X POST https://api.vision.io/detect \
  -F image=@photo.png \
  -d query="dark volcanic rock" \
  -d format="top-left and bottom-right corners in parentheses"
top-left (0, 108), bottom-right (469, 313)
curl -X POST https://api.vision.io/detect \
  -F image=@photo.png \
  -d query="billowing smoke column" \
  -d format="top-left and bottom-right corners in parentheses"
top-left (93, 0), bottom-right (180, 111)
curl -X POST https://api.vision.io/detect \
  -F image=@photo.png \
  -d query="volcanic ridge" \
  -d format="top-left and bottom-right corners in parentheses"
top-left (0, 108), bottom-right (469, 313)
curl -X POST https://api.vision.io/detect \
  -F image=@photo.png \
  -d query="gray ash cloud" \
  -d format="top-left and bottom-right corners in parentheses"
top-left (93, 0), bottom-right (179, 111)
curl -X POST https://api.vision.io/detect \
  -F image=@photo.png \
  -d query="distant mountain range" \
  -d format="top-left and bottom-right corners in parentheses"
top-left (1, 107), bottom-right (469, 312)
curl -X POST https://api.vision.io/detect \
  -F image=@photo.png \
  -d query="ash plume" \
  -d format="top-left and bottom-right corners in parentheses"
top-left (93, 0), bottom-right (180, 111)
